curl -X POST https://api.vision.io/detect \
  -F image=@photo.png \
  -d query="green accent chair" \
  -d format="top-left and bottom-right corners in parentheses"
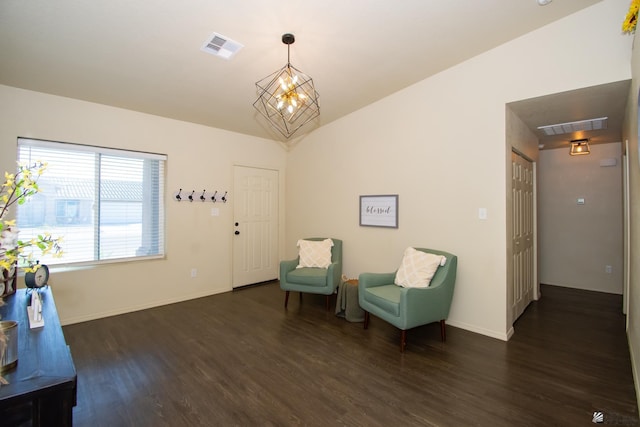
top-left (358, 248), bottom-right (457, 352)
top-left (280, 238), bottom-right (343, 310)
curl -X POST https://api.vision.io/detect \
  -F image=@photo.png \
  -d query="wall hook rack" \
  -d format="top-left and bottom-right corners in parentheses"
top-left (173, 189), bottom-right (228, 203)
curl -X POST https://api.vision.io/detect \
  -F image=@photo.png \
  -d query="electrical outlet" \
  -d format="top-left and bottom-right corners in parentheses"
top-left (605, 265), bottom-right (612, 274)
top-left (191, 268), bottom-right (197, 278)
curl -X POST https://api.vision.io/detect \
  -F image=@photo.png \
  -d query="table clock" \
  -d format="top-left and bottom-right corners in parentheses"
top-left (25, 264), bottom-right (49, 289)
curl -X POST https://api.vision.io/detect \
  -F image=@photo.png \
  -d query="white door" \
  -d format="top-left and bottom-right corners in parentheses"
top-left (232, 166), bottom-right (279, 288)
top-left (511, 151), bottom-right (535, 320)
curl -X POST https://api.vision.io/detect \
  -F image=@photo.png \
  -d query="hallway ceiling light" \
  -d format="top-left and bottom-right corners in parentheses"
top-left (569, 139), bottom-right (590, 156)
top-left (253, 33), bottom-right (320, 139)
top-left (537, 117), bottom-right (608, 136)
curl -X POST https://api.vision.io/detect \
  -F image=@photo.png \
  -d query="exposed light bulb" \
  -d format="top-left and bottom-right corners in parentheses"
top-left (272, 69), bottom-right (306, 116)
top-left (253, 33), bottom-right (320, 138)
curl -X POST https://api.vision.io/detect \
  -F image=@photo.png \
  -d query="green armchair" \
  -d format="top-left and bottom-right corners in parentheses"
top-left (358, 248), bottom-right (457, 352)
top-left (280, 238), bottom-right (342, 310)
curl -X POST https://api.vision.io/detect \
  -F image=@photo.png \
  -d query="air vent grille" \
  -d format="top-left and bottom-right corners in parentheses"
top-left (537, 117), bottom-right (608, 136)
top-left (201, 32), bottom-right (243, 60)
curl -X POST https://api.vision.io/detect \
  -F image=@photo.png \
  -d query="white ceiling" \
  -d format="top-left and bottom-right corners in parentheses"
top-left (0, 0), bottom-right (606, 142)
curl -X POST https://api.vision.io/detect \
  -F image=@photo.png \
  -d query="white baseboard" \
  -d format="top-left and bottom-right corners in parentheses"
top-left (506, 326), bottom-right (515, 340)
top-left (447, 319), bottom-right (511, 341)
top-left (60, 288), bottom-right (513, 344)
top-left (628, 331), bottom-right (640, 416)
top-left (59, 288), bottom-right (230, 326)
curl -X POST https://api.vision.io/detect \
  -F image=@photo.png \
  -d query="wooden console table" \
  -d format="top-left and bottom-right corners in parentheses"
top-left (0, 288), bottom-right (77, 426)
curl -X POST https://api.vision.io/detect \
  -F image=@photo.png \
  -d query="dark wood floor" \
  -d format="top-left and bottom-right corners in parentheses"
top-left (62, 283), bottom-right (639, 427)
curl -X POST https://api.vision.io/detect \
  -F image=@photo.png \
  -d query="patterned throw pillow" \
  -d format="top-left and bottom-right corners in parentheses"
top-left (296, 239), bottom-right (333, 268)
top-left (296, 239), bottom-right (334, 269)
top-left (394, 247), bottom-right (446, 288)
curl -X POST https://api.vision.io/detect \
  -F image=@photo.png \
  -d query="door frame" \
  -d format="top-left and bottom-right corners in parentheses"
top-left (231, 163), bottom-right (282, 288)
top-left (507, 149), bottom-right (538, 335)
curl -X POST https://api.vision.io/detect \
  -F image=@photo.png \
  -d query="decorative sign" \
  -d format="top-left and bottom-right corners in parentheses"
top-left (27, 291), bottom-right (44, 329)
top-left (359, 195), bottom-right (398, 228)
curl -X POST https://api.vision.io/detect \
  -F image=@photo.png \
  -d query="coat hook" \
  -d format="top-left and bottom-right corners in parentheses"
top-left (176, 188), bottom-right (182, 201)
top-left (188, 190), bottom-right (195, 202)
top-left (221, 191), bottom-right (228, 203)
top-left (211, 190), bottom-right (217, 203)
top-left (200, 189), bottom-right (206, 202)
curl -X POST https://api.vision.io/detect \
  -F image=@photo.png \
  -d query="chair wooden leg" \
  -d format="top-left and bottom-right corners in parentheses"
top-left (364, 311), bottom-right (370, 329)
top-left (299, 292), bottom-right (303, 302)
top-left (326, 295), bottom-right (330, 311)
top-left (440, 320), bottom-right (446, 342)
top-left (284, 291), bottom-right (290, 308)
top-left (400, 330), bottom-right (407, 352)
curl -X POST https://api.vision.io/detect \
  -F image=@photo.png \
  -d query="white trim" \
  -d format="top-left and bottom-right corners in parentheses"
top-left (59, 287), bottom-right (231, 326)
top-left (533, 161), bottom-right (540, 301)
top-left (446, 319), bottom-right (511, 341)
top-left (18, 137), bottom-right (167, 161)
top-left (629, 332), bottom-right (640, 417)
top-left (624, 141), bottom-right (631, 320)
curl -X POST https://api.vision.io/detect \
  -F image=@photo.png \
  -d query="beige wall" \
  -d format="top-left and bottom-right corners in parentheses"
top-left (285, 0), bottom-right (632, 340)
top-left (538, 143), bottom-right (623, 294)
top-left (0, 0), bottom-right (633, 344)
top-left (622, 11), bottom-right (640, 414)
top-left (0, 85), bottom-right (287, 324)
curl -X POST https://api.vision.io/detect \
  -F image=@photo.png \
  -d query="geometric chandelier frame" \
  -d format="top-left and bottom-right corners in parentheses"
top-left (253, 33), bottom-right (320, 139)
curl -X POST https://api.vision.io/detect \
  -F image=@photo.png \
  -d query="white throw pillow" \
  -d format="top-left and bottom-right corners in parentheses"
top-left (296, 239), bottom-right (334, 269)
top-left (394, 247), bottom-right (446, 288)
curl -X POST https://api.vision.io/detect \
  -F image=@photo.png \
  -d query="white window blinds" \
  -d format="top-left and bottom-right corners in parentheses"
top-left (17, 138), bottom-right (166, 266)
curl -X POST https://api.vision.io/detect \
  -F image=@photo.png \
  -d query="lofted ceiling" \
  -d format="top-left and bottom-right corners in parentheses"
top-left (0, 0), bottom-right (606, 142)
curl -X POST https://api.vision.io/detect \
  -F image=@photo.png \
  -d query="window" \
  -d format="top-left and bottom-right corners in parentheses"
top-left (17, 138), bottom-right (166, 266)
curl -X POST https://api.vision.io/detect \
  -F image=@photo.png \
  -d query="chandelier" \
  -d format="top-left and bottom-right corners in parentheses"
top-left (253, 33), bottom-right (320, 139)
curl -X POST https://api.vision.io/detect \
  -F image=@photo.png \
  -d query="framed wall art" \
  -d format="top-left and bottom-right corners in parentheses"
top-left (359, 194), bottom-right (398, 228)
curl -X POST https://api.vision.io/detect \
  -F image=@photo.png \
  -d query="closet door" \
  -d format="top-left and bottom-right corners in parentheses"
top-left (512, 151), bottom-right (535, 321)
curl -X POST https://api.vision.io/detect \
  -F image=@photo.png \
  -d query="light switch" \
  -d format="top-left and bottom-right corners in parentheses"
top-left (211, 207), bottom-right (220, 216)
top-left (478, 208), bottom-right (487, 220)
top-left (577, 198), bottom-right (585, 205)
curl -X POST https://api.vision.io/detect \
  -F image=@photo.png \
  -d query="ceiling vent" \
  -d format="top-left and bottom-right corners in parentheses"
top-left (201, 32), bottom-right (243, 60)
top-left (537, 117), bottom-right (608, 136)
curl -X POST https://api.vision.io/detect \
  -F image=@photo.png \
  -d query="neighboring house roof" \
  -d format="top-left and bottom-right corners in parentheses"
top-left (38, 178), bottom-right (143, 201)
